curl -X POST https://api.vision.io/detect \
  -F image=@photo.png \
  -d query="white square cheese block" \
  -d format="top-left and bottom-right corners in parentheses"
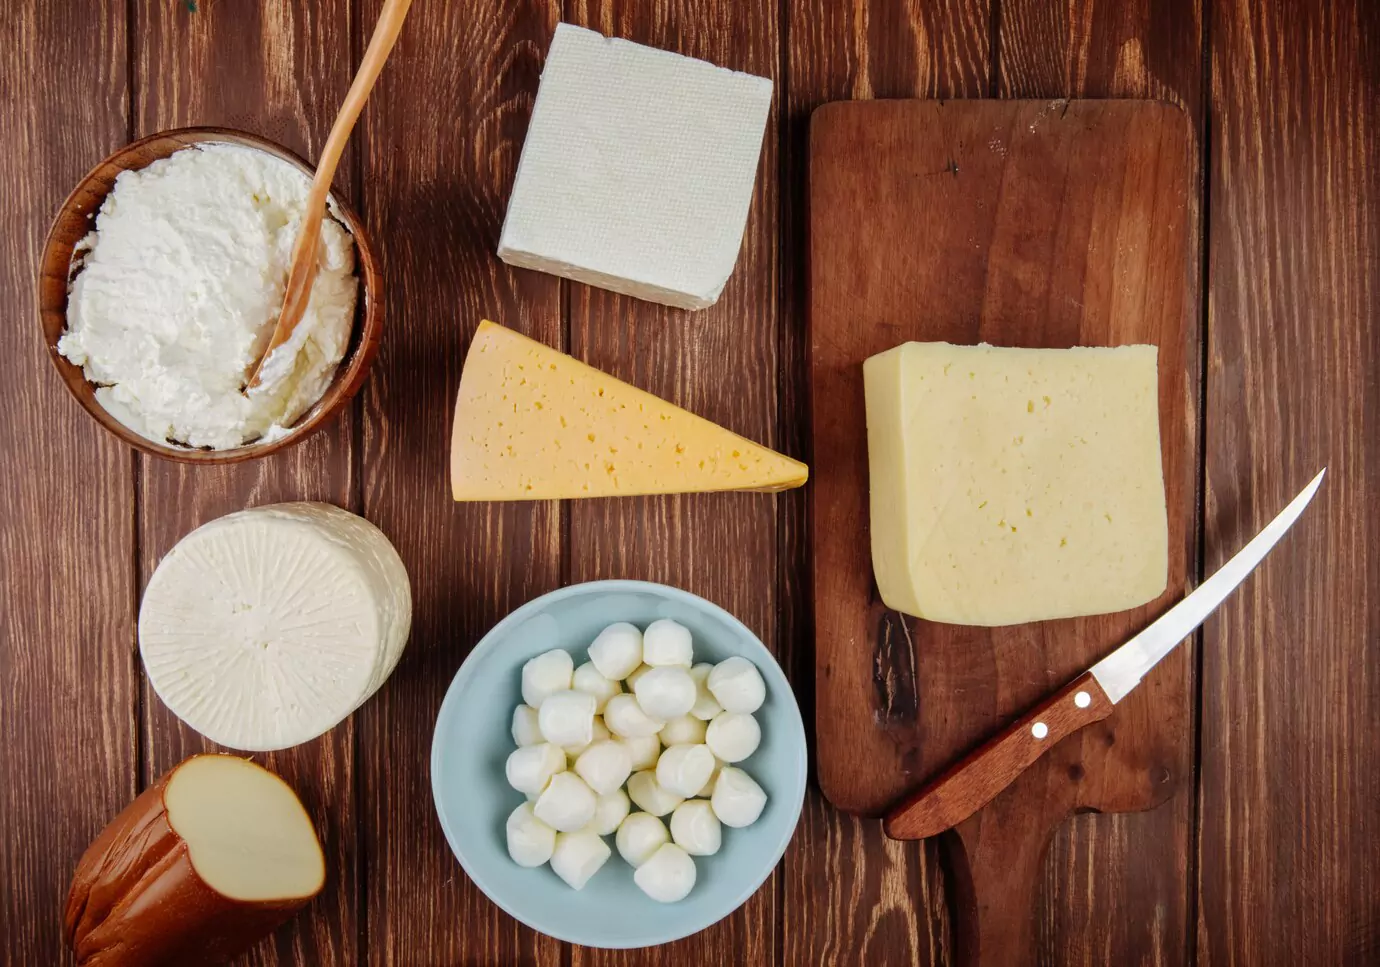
top-left (863, 342), bottom-right (1168, 626)
top-left (497, 22), bottom-right (773, 310)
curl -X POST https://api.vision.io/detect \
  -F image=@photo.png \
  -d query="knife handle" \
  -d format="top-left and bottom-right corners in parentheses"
top-left (884, 671), bottom-right (1115, 840)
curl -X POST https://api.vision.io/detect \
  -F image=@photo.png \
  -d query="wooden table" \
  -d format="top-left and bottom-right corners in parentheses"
top-left (1, 2), bottom-right (1375, 964)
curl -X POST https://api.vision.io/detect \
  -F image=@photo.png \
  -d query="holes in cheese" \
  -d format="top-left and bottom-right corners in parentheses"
top-left (138, 502), bottom-right (412, 751)
top-left (862, 342), bottom-right (1169, 626)
top-left (65, 755), bottom-right (324, 967)
top-left (450, 321), bottom-right (809, 500)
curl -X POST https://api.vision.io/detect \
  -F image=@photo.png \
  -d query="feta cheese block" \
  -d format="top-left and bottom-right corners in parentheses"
top-left (862, 342), bottom-right (1168, 626)
top-left (139, 503), bottom-right (412, 751)
top-left (451, 321), bottom-right (807, 499)
top-left (497, 23), bottom-right (773, 310)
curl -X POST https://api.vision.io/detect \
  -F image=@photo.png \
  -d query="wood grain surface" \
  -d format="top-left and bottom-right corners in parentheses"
top-left (0, 1), bottom-right (1375, 966)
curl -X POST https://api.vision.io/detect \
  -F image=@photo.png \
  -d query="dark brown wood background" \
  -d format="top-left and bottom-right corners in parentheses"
top-left (0, 0), bottom-right (1374, 965)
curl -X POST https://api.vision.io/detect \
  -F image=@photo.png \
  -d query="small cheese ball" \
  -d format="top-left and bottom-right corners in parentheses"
top-left (642, 619), bottom-right (693, 667)
top-left (506, 742), bottom-right (566, 797)
top-left (534, 771), bottom-right (598, 832)
top-left (550, 830), bottom-right (611, 890)
top-left (511, 705), bottom-right (542, 747)
top-left (588, 622), bottom-right (643, 681)
top-left (656, 744), bottom-right (717, 798)
top-left (705, 711), bottom-right (761, 763)
top-left (564, 717), bottom-right (609, 759)
top-left (670, 800), bottom-right (722, 856)
top-left (521, 649), bottom-right (574, 708)
top-left (707, 656), bottom-right (766, 714)
top-left (711, 766), bottom-right (767, 828)
top-left (633, 666), bottom-right (697, 720)
top-left (604, 694), bottom-right (663, 738)
top-left (688, 663), bottom-right (722, 721)
top-left (626, 770), bottom-right (684, 817)
top-left (575, 739), bottom-right (633, 796)
top-left (538, 689), bottom-right (597, 749)
top-left (587, 788), bottom-right (631, 836)
top-left (615, 812), bottom-right (669, 867)
top-left (506, 802), bottom-right (557, 867)
top-left (659, 714), bottom-right (707, 746)
top-left (634, 843), bottom-right (697, 903)
top-left (620, 733), bottom-right (662, 771)
top-left (572, 661), bottom-right (622, 713)
top-left (625, 664), bottom-right (653, 690)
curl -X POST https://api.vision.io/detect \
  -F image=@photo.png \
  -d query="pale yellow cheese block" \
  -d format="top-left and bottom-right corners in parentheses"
top-left (451, 321), bottom-right (808, 500)
top-left (863, 342), bottom-right (1168, 626)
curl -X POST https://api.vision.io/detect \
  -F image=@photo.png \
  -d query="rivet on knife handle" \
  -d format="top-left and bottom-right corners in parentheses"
top-left (884, 671), bottom-right (1114, 841)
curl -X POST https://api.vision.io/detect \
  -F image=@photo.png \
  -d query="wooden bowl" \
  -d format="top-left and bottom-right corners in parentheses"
top-left (36, 127), bottom-right (383, 464)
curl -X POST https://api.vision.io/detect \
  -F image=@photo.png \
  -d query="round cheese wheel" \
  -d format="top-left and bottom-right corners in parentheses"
top-left (139, 503), bottom-right (411, 751)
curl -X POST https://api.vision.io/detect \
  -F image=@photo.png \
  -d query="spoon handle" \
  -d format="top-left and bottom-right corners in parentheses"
top-left (247, 0), bottom-right (413, 388)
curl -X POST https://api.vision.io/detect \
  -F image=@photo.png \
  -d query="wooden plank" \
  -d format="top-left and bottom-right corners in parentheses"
top-left (130, 2), bottom-right (361, 963)
top-left (782, 3), bottom-right (989, 965)
top-left (995, 1), bottom-right (1204, 964)
top-left (354, 1), bottom-right (566, 963)
top-left (1198, 0), bottom-right (1380, 963)
top-left (0, 4), bottom-right (133, 964)
top-left (558, 2), bottom-right (782, 965)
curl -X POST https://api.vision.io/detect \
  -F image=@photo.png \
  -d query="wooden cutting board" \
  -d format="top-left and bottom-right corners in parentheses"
top-left (809, 100), bottom-right (1198, 965)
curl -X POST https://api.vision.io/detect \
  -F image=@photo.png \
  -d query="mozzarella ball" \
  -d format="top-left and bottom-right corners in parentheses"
top-left (705, 711), bottom-right (761, 763)
top-left (711, 766), bottom-right (767, 828)
top-left (604, 694), bottom-right (663, 738)
top-left (620, 733), bottom-right (662, 771)
top-left (505, 743), bottom-right (566, 796)
top-left (588, 622), bottom-right (643, 681)
top-left (534, 772), bottom-right (598, 832)
top-left (656, 744), bottom-right (717, 798)
top-left (574, 739), bottom-right (633, 795)
top-left (538, 689), bottom-right (597, 749)
top-left (696, 756), bottom-right (723, 797)
top-left (625, 664), bottom-right (653, 690)
top-left (615, 812), bottom-right (669, 867)
top-left (707, 656), bottom-right (766, 714)
top-left (587, 788), bottom-right (631, 836)
top-left (626, 770), bottom-right (684, 817)
top-left (572, 661), bottom-right (621, 713)
top-left (506, 802), bottom-right (556, 867)
top-left (688, 663), bottom-right (722, 721)
top-left (642, 619), bottom-right (693, 667)
top-left (659, 714), bottom-right (707, 746)
top-left (511, 705), bottom-right (542, 747)
top-left (550, 829), bottom-right (611, 890)
top-left (633, 666), bottom-right (697, 720)
top-left (634, 844), bottom-right (697, 903)
top-left (670, 800), bottom-right (722, 856)
top-left (564, 717), bottom-right (609, 758)
top-left (521, 649), bottom-right (574, 708)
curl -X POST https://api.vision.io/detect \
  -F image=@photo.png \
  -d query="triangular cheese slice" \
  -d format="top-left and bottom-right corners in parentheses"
top-left (451, 321), bottom-right (808, 500)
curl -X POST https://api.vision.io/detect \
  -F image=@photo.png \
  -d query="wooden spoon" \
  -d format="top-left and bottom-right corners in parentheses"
top-left (245, 0), bottom-right (413, 390)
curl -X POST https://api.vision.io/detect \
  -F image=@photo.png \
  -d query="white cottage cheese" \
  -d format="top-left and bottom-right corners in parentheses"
top-left (58, 143), bottom-right (359, 450)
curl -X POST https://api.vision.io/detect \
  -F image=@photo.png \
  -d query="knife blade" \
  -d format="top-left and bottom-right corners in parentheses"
top-left (884, 468), bottom-right (1326, 841)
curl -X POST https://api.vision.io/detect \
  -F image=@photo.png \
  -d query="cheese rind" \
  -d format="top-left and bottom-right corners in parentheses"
top-left (863, 342), bottom-right (1168, 626)
top-left (497, 23), bottom-right (772, 310)
top-left (450, 321), bottom-right (807, 499)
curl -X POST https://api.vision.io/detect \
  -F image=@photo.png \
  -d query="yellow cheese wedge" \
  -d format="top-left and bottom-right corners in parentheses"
top-left (451, 321), bottom-right (808, 500)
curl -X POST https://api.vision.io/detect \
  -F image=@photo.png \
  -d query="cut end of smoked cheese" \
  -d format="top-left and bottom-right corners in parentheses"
top-left (863, 342), bottom-right (1168, 626)
top-left (65, 754), bottom-right (324, 967)
top-left (450, 320), bottom-right (808, 500)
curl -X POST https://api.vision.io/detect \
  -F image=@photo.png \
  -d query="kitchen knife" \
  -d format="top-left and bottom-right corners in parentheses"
top-left (884, 468), bottom-right (1326, 841)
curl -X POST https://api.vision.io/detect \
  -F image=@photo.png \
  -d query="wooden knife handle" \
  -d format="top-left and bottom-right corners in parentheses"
top-left (884, 671), bottom-right (1115, 840)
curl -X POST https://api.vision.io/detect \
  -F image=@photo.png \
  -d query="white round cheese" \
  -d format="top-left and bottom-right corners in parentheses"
top-left (710, 766), bottom-right (767, 828)
top-left (705, 711), bottom-right (761, 763)
top-left (707, 656), bottom-right (766, 714)
top-left (641, 619), bottom-right (693, 667)
top-left (550, 829), bottom-right (611, 890)
top-left (506, 802), bottom-right (557, 868)
top-left (634, 843), bottom-right (696, 903)
top-left (615, 812), bottom-right (669, 867)
top-left (669, 800), bottom-right (722, 856)
top-left (138, 503), bottom-right (411, 752)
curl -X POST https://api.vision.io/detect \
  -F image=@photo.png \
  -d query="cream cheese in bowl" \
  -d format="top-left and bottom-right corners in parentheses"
top-left (57, 142), bottom-right (358, 450)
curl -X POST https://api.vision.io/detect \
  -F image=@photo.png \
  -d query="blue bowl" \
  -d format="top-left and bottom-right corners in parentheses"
top-left (431, 580), bottom-right (807, 949)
